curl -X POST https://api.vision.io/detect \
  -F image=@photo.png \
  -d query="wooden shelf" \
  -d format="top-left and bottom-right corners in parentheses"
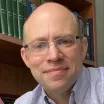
top-left (0, 33), bottom-right (25, 67)
top-left (0, 33), bottom-right (22, 45)
top-left (52, 0), bottom-right (92, 12)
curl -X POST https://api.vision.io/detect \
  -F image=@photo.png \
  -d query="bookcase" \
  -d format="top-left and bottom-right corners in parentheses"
top-left (0, 0), bottom-right (97, 97)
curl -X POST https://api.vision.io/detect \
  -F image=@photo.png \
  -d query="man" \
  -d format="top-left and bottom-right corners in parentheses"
top-left (14, 2), bottom-right (104, 104)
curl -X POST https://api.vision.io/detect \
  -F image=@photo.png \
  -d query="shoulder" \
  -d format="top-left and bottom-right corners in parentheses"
top-left (86, 67), bottom-right (104, 103)
top-left (14, 84), bottom-right (42, 104)
top-left (88, 67), bottom-right (104, 77)
top-left (87, 67), bottom-right (104, 86)
top-left (14, 91), bottom-right (33, 104)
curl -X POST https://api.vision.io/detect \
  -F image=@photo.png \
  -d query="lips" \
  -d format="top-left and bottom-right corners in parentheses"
top-left (44, 67), bottom-right (68, 73)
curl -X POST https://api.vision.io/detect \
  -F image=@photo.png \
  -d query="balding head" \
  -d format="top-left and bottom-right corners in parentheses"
top-left (23, 2), bottom-right (80, 45)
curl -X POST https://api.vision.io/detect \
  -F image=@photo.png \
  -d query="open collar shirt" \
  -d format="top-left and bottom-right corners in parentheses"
top-left (14, 66), bottom-right (104, 104)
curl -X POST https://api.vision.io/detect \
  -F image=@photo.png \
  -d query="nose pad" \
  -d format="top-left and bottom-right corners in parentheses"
top-left (46, 42), bottom-right (63, 62)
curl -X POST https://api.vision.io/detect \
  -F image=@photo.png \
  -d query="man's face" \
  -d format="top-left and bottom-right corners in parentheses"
top-left (21, 9), bottom-right (87, 92)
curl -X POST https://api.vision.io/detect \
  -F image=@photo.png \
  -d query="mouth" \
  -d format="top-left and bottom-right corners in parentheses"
top-left (44, 67), bottom-right (68, 73)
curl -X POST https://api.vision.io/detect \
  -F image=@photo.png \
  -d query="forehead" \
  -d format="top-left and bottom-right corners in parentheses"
top-left (24, 9), bottom-right (78, 43)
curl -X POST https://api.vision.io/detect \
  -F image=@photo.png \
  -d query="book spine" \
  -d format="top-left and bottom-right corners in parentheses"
top-left (78, 16), bottom-right (84, 36)
top-left (0, 0), bottom-right (8, 35)
top-left (23, 0), bottom-right (27, 23)
top-left (84, 20), bottom-right (90, 60)
top-left (27, 0), bottom-right (37, 17)
top-left (6, 0), bottom-right (14, 37)
top-left (17, 0), bottom-right (24, 39)
top-left (13, 0), bottom-right (18, 38)
top-left (88, 18), bottom-right (94, 61)
top-left (40, 0), bottom-right (49, 4)
top-left (2, 98), bottom-right (15, 104)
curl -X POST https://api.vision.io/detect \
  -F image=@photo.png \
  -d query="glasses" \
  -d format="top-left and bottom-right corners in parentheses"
top-left (24, 35), bottom-right (80, 56)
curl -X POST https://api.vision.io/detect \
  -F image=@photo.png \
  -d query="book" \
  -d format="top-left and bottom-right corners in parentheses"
top-left (78, 16), bottom-right (85, 37)
top-left (0, 94), bottom-right (19, 104)
top-left (0, 0), bottom-right (8, 35)
top-left (17, 0), bottom-right (24, 39)
top-left (40, 0), bottom-right (49, 4)
top-left (2, 98), bottom-right (15, 104)
top-left (87, 18), bottom-right (94, 61)
top-left (27, 0), bottom-right (37, 17)
top-left (73, 12), bottom-right (92, 60)
top-left (6, 0), bottom-right (14, 37)
top-left (0, 8), bottom-right (2, 33)
top-left (73, 11), bottom-right (79, 16)
top-left (84, 20), bottom-right (90, 60)
top-left (13, 0), bottom-right (19, 38)
top-left (23, 0), bottom-right (27, 23)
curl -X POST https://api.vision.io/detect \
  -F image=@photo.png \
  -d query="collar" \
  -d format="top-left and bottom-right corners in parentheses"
top-left (72, 66), bottom-right (90, 104)
top-left (41, 88), bottom-right (55, 104)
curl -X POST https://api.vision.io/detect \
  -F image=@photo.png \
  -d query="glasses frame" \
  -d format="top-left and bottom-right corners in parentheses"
top-left (23, 35), bottom-right (81, 49)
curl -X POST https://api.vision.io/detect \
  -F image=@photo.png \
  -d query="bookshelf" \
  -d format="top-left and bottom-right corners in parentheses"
top-left (0, 0), bottom-right (97, 96)
top-left (0, 34), bottom-right (23, 67)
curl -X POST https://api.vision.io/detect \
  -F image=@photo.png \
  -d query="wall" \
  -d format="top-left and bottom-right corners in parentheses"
top-left (95, 0), bottom-right (104, 66)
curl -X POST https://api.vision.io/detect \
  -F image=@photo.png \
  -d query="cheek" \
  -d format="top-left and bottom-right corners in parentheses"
top-left (64, 46), bottom-right (82, 79)
top-left (27, 55), bottom-right (45, 83)
top-left (64, 45), bottom-right (82, 70)
top-left (65, 46), bottom-right (81, 60)
top-left (28, 55), bottom-right (45, 68)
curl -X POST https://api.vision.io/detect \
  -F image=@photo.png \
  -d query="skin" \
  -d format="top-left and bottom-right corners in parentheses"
top-left (21, 2), bottom-right (88, 104)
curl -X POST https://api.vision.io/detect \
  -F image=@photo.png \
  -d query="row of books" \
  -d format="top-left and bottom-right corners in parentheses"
top-left (2, 98), bottom-right (15, 104)
top-left (0, 94), bottom-right (19, 104)
top-left (0, 0), bottom-right (48, 40)
top-left (73, 12), bottom-right (94, 61)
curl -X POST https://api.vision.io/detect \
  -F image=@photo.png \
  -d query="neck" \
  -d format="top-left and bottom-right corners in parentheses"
top-left (44, 88), bottom-right (73, 104)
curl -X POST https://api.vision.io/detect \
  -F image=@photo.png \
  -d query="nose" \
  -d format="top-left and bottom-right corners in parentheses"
top-left (46, 42), bottom-right (63, 62)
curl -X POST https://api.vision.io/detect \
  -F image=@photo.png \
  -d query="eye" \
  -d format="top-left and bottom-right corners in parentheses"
top-left (57, 38), bottom-right (73, 46)
top-left (62, 39), bottom-right (72, 44)
top-left (32, 42), bottom-right (48, 50)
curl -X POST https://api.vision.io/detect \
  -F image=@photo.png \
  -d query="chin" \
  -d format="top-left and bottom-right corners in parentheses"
top-left (46, 81), bottom-right (70, 92)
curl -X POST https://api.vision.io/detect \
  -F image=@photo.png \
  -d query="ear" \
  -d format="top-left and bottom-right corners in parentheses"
top-left (21, 47), bottom-right (30, 68)
top-left (81, 37), bottom-right (88, 61)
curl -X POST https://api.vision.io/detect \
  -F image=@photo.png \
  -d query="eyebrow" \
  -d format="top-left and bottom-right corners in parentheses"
top-left (53, 34), bottom-right (76, 39)
top-left (31, 36), bottom-right (48, 41)
top-left (31, 33), bottom-right (75, 42)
